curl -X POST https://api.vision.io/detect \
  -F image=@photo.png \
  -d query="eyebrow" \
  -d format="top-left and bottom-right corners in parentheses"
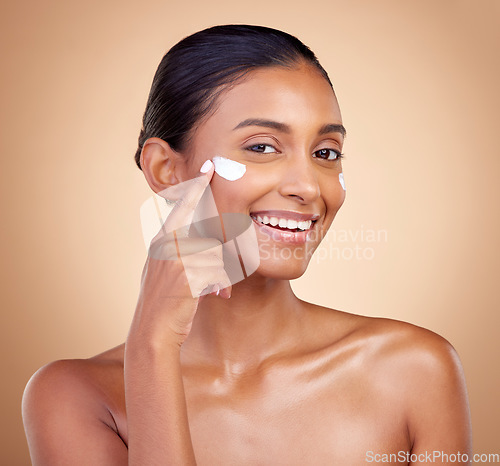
top-left (232, 118), bottom-right (346, 138)
top-left (318, 123), bottom-right (347, 138)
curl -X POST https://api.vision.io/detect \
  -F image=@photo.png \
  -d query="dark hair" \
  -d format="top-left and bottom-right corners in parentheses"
top-left (134, 24), bottom-right (334, 170)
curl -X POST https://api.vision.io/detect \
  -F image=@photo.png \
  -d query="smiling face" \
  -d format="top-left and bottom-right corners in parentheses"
top-left (178, 63), bottom-right (346, 279)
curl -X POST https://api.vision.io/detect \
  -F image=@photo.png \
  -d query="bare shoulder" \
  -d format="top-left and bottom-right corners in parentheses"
top-left (355, 314), bottom-right (465, 381)
top-left (23, 343), bottom-right (125, 411)
top-left (304, 301), bottom-right (462, 372)
top-left (356, 316), bottom-right (472, 450)
top-left (301, 301), bottom-right (468, 406)
top-left (304, 303), bottom-right (471, 450)
top-left (22, 344), bottom-right (127, 465)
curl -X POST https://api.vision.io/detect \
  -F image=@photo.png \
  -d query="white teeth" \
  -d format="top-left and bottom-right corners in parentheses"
top-left (298, 220), bottom-right (311, 230)
top-left (252, 214), bottom-right (314, 231)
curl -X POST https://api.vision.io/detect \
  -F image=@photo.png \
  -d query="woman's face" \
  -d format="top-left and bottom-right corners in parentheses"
top-left (179, 64), bottom-right (346, 280)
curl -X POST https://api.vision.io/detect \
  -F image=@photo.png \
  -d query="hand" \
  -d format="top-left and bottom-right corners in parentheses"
top-left (131, 160), bottom-right (232, 347)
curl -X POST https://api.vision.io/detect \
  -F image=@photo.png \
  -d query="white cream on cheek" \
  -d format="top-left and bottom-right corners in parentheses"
top-left (212, 156), bottom-right (246, 181)
top-left (339, 172), bottom-right (346, 190)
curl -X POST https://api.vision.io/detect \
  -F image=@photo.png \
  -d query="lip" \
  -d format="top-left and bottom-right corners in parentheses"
top-left (250, 212), bottom-right (319, 244)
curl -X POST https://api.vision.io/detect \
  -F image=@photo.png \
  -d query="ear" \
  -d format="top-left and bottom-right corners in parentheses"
top-left (139, 137), bottom-right (184, 194)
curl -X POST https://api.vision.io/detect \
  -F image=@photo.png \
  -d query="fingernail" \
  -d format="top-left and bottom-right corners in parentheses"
top-left (200, 159), bottom-right (213, 173)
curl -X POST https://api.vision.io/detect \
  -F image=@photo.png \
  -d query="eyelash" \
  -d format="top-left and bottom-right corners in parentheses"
top-left (245, 144), bottom-right (344, 161)
top-left (313, 148), bottom-right (344, 161)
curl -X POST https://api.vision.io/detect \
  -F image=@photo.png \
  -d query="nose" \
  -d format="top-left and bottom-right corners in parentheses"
top-left (277, 152), bottom-right (320, 204)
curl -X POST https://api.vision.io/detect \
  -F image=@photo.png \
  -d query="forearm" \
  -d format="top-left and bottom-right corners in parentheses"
top-left (124, 335), bottom-right (196, 465)
top-left (122, 161), bottom-right (221, 465)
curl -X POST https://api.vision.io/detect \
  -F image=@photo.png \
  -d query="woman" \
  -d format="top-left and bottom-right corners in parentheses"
top-left (22, 25), bottom-right (472, 464)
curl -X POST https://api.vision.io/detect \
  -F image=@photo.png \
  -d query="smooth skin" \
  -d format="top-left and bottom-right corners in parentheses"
top-left (22, 64), bottom-right (472, 465)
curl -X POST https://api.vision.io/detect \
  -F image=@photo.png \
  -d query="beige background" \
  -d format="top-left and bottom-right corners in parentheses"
top-left (1, 0), bottom-right (499, 463)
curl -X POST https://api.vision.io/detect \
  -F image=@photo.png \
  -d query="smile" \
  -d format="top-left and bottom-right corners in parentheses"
top-left (249, 210), bottom-right (319, 243)
top-left (251, 214), bottom-right (316, 232)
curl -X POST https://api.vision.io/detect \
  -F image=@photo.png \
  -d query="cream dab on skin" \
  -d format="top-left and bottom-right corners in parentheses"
top-left (212, 156), bottom-right (246, 181)
top-left (339, 172), bottom-right (346, 190)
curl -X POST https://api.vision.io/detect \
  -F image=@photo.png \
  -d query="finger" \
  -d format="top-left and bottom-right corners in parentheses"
top-left (148, 234), bottom-right (222, 261)
top-left (206, 279), bottom-right (232, 299)
top-left (158, 160), bottom-right (215, 233)
top-left (184, 265), bottom-right (232, 298)
top-left (175, 237), bottom-right (222, 258)
top-left (181, 240), bottom-right (230, 298)
top-left (218, 283), bottom-right (232, 299)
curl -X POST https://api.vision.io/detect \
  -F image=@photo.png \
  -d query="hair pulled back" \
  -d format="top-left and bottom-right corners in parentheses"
top-left (134, 24), bottom-right (333, 170)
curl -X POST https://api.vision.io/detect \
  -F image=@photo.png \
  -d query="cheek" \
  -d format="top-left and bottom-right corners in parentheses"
top-left (337, 187), bottom-right (346, 210)
top-left (209, 176), bottom-right (256, 213)
top-left (322, 182), bottom-right (346, 224)
top-left (209, 162), bottom-right (280, 211)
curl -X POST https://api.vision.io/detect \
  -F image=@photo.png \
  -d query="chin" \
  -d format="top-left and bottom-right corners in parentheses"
top-left (254, 258), bottom-right (310, 280)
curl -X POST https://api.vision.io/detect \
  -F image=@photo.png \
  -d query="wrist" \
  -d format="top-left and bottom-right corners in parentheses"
top-left (125, 328), bottom-right (184, 360)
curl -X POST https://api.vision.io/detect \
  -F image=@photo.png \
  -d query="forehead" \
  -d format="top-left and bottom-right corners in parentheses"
top-left (198, 65), bottom-right (342, 135)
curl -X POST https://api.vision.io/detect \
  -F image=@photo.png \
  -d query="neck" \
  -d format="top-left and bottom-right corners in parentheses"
top-left (181, 275), bottom-right (304, 374)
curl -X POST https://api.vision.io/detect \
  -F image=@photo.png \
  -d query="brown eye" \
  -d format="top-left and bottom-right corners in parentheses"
top-left (313, 149), bottom-right (343, 160)
top-left (247, 144), bottom-right (276, 154)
